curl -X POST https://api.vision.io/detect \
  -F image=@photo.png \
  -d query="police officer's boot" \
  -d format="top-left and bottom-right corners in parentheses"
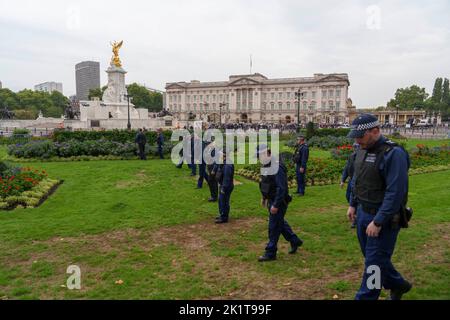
top-left (389, 281), bottom-right (412, 300)
top-left (258, 255), bottom-right (276, 262)
top-left (289, 239), bottom-right (303, 254)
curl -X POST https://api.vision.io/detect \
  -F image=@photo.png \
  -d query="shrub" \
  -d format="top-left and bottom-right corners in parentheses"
top-left (13, 128), bottom-right (31, 135)
top-left (7, 139), bottom-right (175, 160)
top-left (52, 129), bottom-right (173, 145)
top-left (8, 140), bottom-right (57, 159)
top-left (307, 135), bottom-right (353, 149)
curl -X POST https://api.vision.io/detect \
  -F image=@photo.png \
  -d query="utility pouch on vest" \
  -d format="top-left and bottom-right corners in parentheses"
top-left (285, 194), bottom-right (293, 204)
top-left (399, 206), bottom-right (413, 228)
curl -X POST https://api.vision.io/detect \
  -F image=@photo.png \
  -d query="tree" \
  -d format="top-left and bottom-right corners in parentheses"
top-left (306, 122), bottom-right (316, 139)
top-left (0, 88), bottom-right (71, 119)
top-left (431, 77), bottom-right (443, 103)
top-left (126, 83), bottom-right (163, 112)
top-left (386, 85), bottom-right (428, 110)
top-left (443, 78), bottom-right (449, 105)
top-left (88, 86), bottom-right (107, 100)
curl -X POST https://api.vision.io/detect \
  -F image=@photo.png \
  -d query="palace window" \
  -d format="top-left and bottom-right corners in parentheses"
top-left (271, 102), bottom-right (274, 110)
top-left (278, 102), bottom-right (282, 110)
top-left (322, 90), bottom-right (327, 99)
top-left (271, 93), bottom-right (275, 100)
top-left (312, 91), bottom-right (316, 99)
top-left (328, 90), bottom-right (334, 98)
top-left (336, 89), bottom-right (341, 98)
top-left (336, 101), bottom-right (340, 110)
top-left (287, 102), bottom-right (291, 109)
top-left (286, 92), bottom-right (291, 99)
top-left (278, 92), bottom-right (282, 100)
top-left (321, 101), bottom-right (326, 110)
top-left (303, 101), bottom-right (307, 110)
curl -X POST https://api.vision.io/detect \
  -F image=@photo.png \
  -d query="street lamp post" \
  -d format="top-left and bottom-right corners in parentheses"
top-left (219, 103), bottom-right (227, 126)
top-left (295, 89), bottom-right (303, 133)
top-left (395, 104), bottom-right (399, 128)
top-left (124, 94), bottom-right (132, 130)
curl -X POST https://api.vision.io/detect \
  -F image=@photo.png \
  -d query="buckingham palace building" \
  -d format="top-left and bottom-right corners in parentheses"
top-left (164, 73), bottom-right (355, 125)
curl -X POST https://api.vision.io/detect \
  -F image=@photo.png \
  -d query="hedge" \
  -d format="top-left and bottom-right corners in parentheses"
top-left (52, 129), bottom-right (173, 145)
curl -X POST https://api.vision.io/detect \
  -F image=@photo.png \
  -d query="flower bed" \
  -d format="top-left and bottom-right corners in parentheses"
top-left (237, 155), bottom-right (345, 187)
top-left (0, 163), bottom-right (62, 210)
top-left (237, 147), bottom-right (450, 188)
top-left (331, 144), bottom-right (354, 160)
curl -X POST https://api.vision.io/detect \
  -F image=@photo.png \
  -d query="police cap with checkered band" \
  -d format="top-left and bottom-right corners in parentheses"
top-left (347, 114), bottom-right (380, 139)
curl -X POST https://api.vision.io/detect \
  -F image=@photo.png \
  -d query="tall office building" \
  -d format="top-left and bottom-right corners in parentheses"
top-left (34, 81), bottom-right (63, 94)
top-left (75, 61), bottom-right (100, 101)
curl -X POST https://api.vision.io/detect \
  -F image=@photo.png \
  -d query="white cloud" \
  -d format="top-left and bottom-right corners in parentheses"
top-left (0, 0), bottom-right (449, 107)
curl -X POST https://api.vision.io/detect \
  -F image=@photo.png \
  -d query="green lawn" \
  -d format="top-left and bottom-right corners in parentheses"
top-left (0, 144), bottom-right (449, 300)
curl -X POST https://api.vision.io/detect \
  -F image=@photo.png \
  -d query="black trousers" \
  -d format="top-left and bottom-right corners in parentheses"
top-left (138, 143), bottom-right (146, 160)
top-left (207, 173), bottom-right (218, 200)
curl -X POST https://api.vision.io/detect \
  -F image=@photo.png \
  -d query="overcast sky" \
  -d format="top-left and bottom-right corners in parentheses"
top-left (1, 0), bottom-right (449, 108)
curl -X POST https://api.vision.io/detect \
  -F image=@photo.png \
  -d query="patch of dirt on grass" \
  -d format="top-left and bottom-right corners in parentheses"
top-left (414, 222), bottom-right (450, 265)
top-left (115, 170), bottom-right (149, 189)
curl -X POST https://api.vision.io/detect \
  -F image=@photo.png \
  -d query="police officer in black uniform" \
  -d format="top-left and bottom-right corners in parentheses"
top-left (257, 144), bottom-right (303, 262)
top-left (293, 136), bottom-right (309, 196)
top-left (215, 150), bottom-right (234, 224)
top-left (135, 128), bottom-right (147, 160)
top-left (340, 143), bottom-right (359, 228)
top-left (347, 114), bottom-right (412, 300)
top-left (205, 139), bottom-right (219, 202)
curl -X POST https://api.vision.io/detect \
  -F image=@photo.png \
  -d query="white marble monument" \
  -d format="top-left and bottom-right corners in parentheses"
top-left (79, 41), bottom-right (149, 123)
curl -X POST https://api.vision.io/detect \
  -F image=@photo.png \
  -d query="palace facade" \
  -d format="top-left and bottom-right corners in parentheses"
top-left (165, 73), bottom-right (354, 125)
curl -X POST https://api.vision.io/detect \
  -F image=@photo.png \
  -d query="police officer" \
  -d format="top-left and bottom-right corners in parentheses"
top-left (196, 138), bottom-right (209, 189)
top-left (135, 128), bottom-right (147, 160)
top-left (293, 136), bottom-right (309, 196)
top-left (189, 133), bottom-right (197, 176)
top-left (205, 140), bottom-right (219, 202)
top-left (257, 144), bottom-right (303, 262)
top-left (215, 151), bottom-right (234, 224)
top-left (347, 114), bottom-right (412, 300)
top-left (156, 129), bottom-right (164, 159)
top-left (340, 143), bottom-right (359, 228)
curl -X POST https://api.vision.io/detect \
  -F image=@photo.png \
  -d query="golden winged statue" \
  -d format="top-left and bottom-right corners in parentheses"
top-left (110, 40), bottom-right (123, 67)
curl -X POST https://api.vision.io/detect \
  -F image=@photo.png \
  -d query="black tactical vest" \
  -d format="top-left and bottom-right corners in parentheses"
top-left (259, 172), bottom-right (277, 200)
top-left (259, 162), bottom-right (288, 200)
top-left (353, 140), bottom-right (397, 207)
